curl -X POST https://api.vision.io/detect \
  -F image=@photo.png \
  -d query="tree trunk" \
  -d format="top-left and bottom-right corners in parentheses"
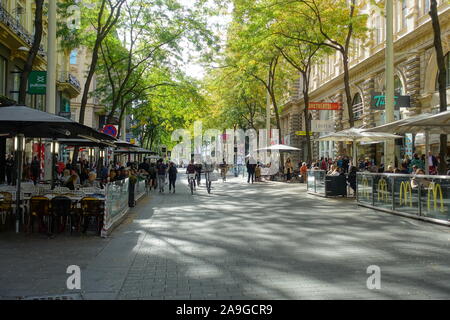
top-left (18, 0), bottom-right (44, 105)
top-left (430, 0), bottom-right (448, 174)
top-left (302, 77), bottom-right (312, 163)
top-left (342, 51), bottom-right (355, 128)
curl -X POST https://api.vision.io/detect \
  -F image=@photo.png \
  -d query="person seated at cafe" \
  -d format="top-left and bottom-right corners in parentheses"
top-left (411, 169), bottom-right (431, 189)
top-left (400, 163), bottom-right (409, 174)
top-left (329, 167), bottom-right (341, 176)
top-left (109, 170), bottom-right (117, 182)
top-left (327, 165), bottom-right (336, 175)
top-left (65, 174), bottom-right (79, 190)
top-left (83, 172), bottom-right (100, 188)
top-left (60, 169), bottom-right (71, 185)
top-left (385, 165), bottom-right (394, 173)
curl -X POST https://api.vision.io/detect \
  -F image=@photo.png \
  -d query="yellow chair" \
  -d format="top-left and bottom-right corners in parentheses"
top-left (80, 197), bottom-right (105, 235)
top-left (0, 192), bottom-right (13, 229)
top-left (28, 196), bottom-right (51, 234)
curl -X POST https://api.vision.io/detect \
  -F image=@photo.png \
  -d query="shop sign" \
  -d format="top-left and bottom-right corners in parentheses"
top-left (370, 92), bottom-right (410, 110)
top-left (311, 120), bottom-right (334, 132)
top-left (308, 102), bottom-right (341, 110)
top-left (295, 131), bottom-right (313, 136)
top-left (28, 71), bottom-right (47, 94)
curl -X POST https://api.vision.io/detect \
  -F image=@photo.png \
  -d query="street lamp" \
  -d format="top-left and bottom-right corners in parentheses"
top-left (14, 134), bottom-right (25, 233)
top-left (384, 0), bottom-right (395, 168)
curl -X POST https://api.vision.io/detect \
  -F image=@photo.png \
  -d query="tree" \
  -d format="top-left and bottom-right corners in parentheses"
top-left (429, 0), bottom-right (448, 174)
top-left (18, 0), bottom-right (44, 105)
top-left (224, 1), bottom-right (293, 143)
top-left (271, 0), bottom-right (368, 128)
top-left (270, 3), bottom-right (328, 162)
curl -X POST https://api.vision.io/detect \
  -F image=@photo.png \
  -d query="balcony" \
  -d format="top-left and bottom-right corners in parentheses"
top-left (0, 4), bottom-right (45, 58)
top-left (57, 72), bottom-right (81, 98)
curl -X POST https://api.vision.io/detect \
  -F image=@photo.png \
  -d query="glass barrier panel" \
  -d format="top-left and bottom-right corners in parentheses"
top-left (357, 174), bottom-right (373, 205)
top-left (393, 176), bottom-right (420, 216)
top-left (420, 177), bottom-right (450, 221)
top-left (372, 175), bottom-right (393, 210)
top-left (307, 171), bottom-right (315, 192)
top-left (316, 170), bottom-right (326, 195)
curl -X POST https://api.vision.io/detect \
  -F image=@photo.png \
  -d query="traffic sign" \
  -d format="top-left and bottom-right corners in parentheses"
top-left (102, 124), bottom-right (118, 137)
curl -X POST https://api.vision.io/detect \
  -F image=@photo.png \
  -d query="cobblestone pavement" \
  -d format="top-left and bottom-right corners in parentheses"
top-left (1, 174), bottom-right (450, 300)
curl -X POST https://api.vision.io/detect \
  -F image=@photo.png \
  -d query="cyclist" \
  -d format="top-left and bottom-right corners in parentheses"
top-left (186, 160), bottom-right (197, 191)
top-left (195, 162), bottom-right (202, 186)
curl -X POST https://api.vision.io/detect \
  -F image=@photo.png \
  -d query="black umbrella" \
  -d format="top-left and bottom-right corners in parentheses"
top-left (0, 105), bottom-right (116, 141)
top-left (0, 105), bottom-right (116, 233)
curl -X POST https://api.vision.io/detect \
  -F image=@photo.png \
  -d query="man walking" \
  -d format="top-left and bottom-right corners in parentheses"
top-left (156, 159), bottom-right (167, 193)
top-left (168, 162), bottom-right (177, 193)
top-left (5, 154), bottom-right (14, 185)
top-left (247, 156), bottom-right (256, 184)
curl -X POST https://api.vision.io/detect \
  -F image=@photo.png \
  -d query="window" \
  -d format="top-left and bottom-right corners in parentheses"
top-left (352, 93), bottom-right (364, 120)
top-left (70, 49), bottom-right (78, 65)
top-left (424, 0), bottom-right (430, 15)
top-left (435, 53), bottom-right (450, 90)
top-left (401, 0), bottom-right (407, 30)
top-left (394, 75), bottom-right (405, 95)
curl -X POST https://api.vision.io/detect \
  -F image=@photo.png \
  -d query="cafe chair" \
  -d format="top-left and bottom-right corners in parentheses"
top-left (0, 192), bottom-right (13, 229)
top-left (28, 196), bottom-right (51, 235)
top-left (51, 196), bottom-right (73, 234)
top-left (80, 197), bottom-right (105, 235)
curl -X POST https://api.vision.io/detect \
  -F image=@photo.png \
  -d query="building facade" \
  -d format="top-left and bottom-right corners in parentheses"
top-left (280, 0), bottom-right (450, 164)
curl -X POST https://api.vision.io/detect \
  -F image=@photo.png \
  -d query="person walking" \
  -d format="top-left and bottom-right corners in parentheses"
top-left (247, 157), bottom-right (256, 183)
top-left (300, 162), bottom-right (308, 183)
top-left (285, 158), bottom-right (293, 182)
top-left (168, 162), bottom-right (178, 193)
top-left (156, 159), bottom-right (167, 193)
top-left (5, 154), bottom-right (14, 185)
top-left (30, 156), bottom-right (40, 185)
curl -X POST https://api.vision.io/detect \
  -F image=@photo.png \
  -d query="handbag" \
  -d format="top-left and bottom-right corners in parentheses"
top-left (209, 172), bottom-right (218, 182)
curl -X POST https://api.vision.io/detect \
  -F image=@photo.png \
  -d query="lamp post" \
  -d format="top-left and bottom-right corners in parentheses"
top-left (50, 139), bottom-right (59, 189)
top-left (14, 134), bottom-right (25, 233)
top-left (384, 0), bottom-right (395, 168)
top-left (46, 0), bottom-right (56, 114)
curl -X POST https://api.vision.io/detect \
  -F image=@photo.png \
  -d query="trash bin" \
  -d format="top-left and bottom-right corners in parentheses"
top-left (325, 175), bottom-right (347, 197)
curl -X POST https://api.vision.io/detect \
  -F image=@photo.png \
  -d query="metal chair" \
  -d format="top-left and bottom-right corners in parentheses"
top-left (0, 192), bottom-right (13, 229)
top-left (51, 196), bottom-right (73, 234)
top-left (80, 197), bottom-right (105, 235)
top-left (28, 196), bottom-right (51, 234)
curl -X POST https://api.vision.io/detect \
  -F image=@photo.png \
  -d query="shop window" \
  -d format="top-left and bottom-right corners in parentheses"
top-left (352, 93), bottom-right (363, 120)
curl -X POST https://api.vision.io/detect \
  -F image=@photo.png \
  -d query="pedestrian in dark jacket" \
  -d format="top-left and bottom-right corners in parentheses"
top-left (168, 162), bottom-right (177, 193)
top-left (30, 156), bottom-right (40, 185)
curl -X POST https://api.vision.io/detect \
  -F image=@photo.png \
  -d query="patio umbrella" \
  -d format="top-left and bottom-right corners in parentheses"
top-left (397, 111), bottom-right (450, 174)
top-left (257, 144), bottom-right (301, 151)
top-left (362, 113), bottom-right (433, 134)
top-left (0, 105), bottom-right (116, 232)
top-left (318, 128), bottom-right (402, 165)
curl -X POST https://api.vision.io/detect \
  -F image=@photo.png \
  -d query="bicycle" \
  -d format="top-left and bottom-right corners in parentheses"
top-left (187, 173), bottom-right (196, 195)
